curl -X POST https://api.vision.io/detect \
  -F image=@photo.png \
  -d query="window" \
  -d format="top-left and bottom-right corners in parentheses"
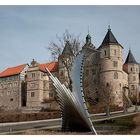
top-left (9, 83), bottom-right (12, 87)
top-left (31, 83), bottom-right (35, 88)
top-left (131, 68), bottom-right (133, 72)
top-left (106, 83), bottom-right (109, 87)
top-left (1, 84), bottom-right (3, 89)
top-left (31, 73), bottom-right (35, 78)
top-left (104, 50), bottom-right (106, 56)
top-left (133, 76), bottom-right (136, 81)
top-left (10, 98), bottom-right (13, 101)
top-left (113, 61), bottom-right (118, 67)
top-left (7, 91), bottom-right (11, 95)
top-left (41, 73), bottom-right (44, 78)
top-left (114, 50), bottom-right (117, 55)
top-left (114, 72), bottom-right (118, 79)
top-left (31, 92), bottom-right (35, 97)
top-left (131, 85), bottom-right (135, 90)
top-left (49, 93), bottom-right (54, 97)
top-left (14, 82), bottom-right (17, 87)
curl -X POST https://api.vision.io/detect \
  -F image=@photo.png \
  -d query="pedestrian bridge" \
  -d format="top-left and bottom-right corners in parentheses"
top-left (0, 105), bottom-right (139, 135)
top-left (91, 106), bottom-right (140, 122)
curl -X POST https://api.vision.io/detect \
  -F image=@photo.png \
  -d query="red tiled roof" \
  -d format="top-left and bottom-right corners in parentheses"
top-left (0, 64), bottom-right (27, 78)
top-left (38, 62), bottom-right (58, 72)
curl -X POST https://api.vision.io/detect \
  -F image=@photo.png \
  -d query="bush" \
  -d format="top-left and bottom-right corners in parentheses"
top-left (0, 111), bottom-right (61, 123)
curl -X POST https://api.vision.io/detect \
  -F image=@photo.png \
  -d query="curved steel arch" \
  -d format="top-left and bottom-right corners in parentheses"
top-left (46, 48), bottom-right (97, 134)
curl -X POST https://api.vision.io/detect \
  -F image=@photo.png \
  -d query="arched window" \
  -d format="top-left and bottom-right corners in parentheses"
top-left (114, 72), bottom-right (118, 79)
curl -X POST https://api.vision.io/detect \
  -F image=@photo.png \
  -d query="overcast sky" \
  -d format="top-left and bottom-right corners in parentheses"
top-left (0, 6), bottom-right (140, 71)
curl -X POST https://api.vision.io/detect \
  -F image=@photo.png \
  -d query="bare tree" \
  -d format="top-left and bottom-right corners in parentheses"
top-left (47, 30), bottom-right (81, 61)
top-left (101, 83), bottom-right (112, 116)
top-left (47, 30), bottom-right (81, 90)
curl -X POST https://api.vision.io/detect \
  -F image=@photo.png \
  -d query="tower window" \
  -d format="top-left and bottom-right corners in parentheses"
top-left (114, 72), bottom-right (118, 79)
top-left (114, 50), bottom-right (117, 55)
top-left (32, 73), bottom-right (35, 78)
top-left (104, 50), bottom-right (106, 56)
top-left (31, 83), bottom-right (35, 88)
top-left (131, 68), bottom-right (133, 72)
top-left (120, 83), bottom-right (121, 87)
top-left (131, 85), bottom-right (135, 90)
top-left (31, 92), bottom-right (35, 97)
top-left (113, 61), bottom-right (118, 67)
top-left (106, 83), bottom-right (109, 87)
top-left (133, 76), bottom-right (136, 81)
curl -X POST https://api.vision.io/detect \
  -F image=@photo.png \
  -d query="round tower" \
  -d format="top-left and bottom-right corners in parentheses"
top-left (98, 27), bottom-right (124, 106)
top-left (123, 49), bottom-right (139, 103)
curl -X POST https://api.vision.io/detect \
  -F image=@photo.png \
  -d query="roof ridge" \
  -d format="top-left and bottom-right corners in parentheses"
top-left (6, 64), bottom-right (27, 69)
top-left (0, 64), bottom-right (28, 78)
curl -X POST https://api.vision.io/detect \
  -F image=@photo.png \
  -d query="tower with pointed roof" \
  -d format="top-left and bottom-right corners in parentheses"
top-left (82, 34), bottom-right (100, 104)
top-left (82, 34), bottom-right (95, 49)
top-left (123, 49), bottom-right (139, 102)
top-left (98, 27), bottom-right (124, 106)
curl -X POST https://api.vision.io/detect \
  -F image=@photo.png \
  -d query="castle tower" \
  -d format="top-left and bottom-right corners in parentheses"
top-left (26, 59), bottom-right (59, 110)
top-left (124, 49), bottom-right (139, 102)
top-left (82, 34), bottom-right (100, 105)
top-left (26, 59), bottom-right (44, 108)
top-left (82, 34), bottom-right (96, 50)
top-left (58, 41), bottom-right (74, 88)
top-left (98, 27), bottom-right (124, 106)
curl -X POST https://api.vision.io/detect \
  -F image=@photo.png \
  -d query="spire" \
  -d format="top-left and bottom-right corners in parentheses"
top-left (86, 34), bottom-right (91, 44)
top-left (108, 25), bottom-right (111, 31)
top-left (100, 27), bottom-right (120, 47)
top-left (61, 41), bottom-right (73, 55)
top-left (31, 59), bottom-right (38, 66)
top-left (124, 49), bottom-right (138, 64)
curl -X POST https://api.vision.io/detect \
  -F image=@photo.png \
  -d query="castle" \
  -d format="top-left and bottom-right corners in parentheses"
top-left (0, 27), bottom-right (139, 111)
